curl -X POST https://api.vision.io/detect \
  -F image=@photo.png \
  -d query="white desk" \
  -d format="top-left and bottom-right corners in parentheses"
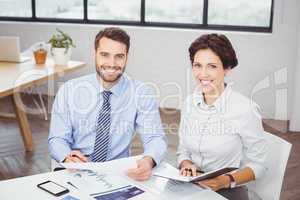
top-left (0, 157), bottom-right (228, 200)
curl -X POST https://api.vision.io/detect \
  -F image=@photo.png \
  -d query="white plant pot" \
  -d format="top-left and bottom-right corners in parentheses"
top-left (51, 47), bottom-right (72, 66)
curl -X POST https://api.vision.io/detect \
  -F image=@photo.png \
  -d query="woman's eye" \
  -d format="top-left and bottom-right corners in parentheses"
top-left (193, 64), bottom-right (201, 68)
top-left (208, 64), bottom-right (217, 69)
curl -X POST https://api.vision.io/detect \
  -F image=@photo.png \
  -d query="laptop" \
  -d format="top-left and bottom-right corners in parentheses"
top-left (0, 36), bottom-right (31, 63)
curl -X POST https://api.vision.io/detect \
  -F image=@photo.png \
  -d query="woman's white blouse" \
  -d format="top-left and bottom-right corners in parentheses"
top-left (177, 86), bottom-right (268, 179)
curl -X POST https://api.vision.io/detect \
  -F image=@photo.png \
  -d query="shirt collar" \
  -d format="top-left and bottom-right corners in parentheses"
top-left (93, 73), bottom-right (127, 97)
top-left (193, 83), bottom-right (231, 112)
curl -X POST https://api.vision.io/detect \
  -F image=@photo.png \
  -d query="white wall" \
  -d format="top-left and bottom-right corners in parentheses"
top-left (289, 5), bottom-right (300, 131)
top-left (0, 0), bottom-right (299, 124)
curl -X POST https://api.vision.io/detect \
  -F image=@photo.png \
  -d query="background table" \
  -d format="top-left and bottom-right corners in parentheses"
top-left (0, 58), bottom-right (85, 151)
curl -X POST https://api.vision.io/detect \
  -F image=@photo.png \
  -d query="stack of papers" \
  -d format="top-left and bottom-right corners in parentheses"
top-left (58, 156), bottom-right (225, 200)
top-left (60, 156), bottom-right (146, 199)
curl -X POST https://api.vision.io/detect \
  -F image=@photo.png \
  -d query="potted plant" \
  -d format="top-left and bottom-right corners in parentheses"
top-left (33, 43), bottom-right (47, 64)
top-left (48, 28), bottom-right (76, 66)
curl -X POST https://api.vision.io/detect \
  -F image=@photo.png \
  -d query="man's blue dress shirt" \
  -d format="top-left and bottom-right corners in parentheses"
top-left (48, 73), bottom-right (167, 164)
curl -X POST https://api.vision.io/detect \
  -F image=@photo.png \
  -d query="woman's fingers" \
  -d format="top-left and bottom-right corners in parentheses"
top-left (180, 167), bottom-right (196, 177)
top-left (191, 167), bottom-right (197, 176)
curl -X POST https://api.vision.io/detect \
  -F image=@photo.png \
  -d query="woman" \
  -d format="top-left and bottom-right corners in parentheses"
top-left (177, 34), bottom-right (267, 200)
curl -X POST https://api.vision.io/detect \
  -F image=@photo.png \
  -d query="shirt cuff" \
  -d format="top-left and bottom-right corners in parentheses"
top-left (48, 138), bottom-right (71, 162)
top-left (143, 146), bottom-right (166, 166)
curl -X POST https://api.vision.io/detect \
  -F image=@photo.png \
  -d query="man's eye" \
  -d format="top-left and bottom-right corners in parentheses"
top-left (116, 54), bottom-right (125, 59)
top-left (100, 52), bottom-right (108, 57)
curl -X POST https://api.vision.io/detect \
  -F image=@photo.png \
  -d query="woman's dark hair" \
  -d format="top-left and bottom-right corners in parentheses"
top-left (188, 34), bottom-right (238, 69)
top-left (94, 27), bottom-right (130, 52)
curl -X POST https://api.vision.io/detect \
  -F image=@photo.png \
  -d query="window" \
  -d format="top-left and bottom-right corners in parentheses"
top-left (145, 0), bottom-right (203, 24)
top-left (208, 0), bottom-right (272, 27)
top-left (36, 0), bottom-right (83, 19)
top-left (0, 0), bottom-right (274, 32)
top-left (88, 0), bottom-right (140, 21)
top-left (0, 0), bottom-right (31, 17)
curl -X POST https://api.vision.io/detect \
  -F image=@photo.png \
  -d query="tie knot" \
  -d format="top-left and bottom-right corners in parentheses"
top-left (102, 90), bottom-right (112, 101)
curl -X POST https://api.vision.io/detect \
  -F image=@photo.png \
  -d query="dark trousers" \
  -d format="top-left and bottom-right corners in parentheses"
top-left (217, 186), bottom-right (249, 200)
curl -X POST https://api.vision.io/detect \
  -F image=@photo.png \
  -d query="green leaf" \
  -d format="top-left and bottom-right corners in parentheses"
top-left (47, 28), bottom-right (76, 50)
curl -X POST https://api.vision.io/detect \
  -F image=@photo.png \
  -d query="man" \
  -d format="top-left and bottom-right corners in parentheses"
top-left (48, 27), bottom-right (167, 181)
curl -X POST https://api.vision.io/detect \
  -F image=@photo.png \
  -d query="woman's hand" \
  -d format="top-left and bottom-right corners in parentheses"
top-left (179, 160), bottom-right (200, 177)
top-left (196, 175), bottom-right (230, 191)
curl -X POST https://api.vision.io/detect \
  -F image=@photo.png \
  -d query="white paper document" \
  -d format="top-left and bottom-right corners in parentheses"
top-left (153, 162), bottom-right (237, 182)
top-left (60, 155), bottom-right (148, 199)
top-left (64, 168), bottom-right (134, 196)
top-left (61, 155), bottom-right (142, 175)
top-left (135, 176), bottom-right (206, 200)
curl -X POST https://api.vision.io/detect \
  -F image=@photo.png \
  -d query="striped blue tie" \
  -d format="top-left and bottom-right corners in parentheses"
top-left (91, 90), bottom-right (112, 162)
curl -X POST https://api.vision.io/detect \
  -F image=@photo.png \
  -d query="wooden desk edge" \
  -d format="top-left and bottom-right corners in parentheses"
top-left (0, 62), bottom-right (86, 98)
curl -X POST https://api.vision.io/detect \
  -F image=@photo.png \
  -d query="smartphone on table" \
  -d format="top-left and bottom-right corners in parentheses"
top-left (37, 180), bottom-right (69, 196)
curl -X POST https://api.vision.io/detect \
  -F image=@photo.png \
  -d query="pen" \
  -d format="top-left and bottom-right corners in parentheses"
top-left (196, 170), bottom-right (205, 174)
top-left (184, 168), bottom-right (204, 174)
top-left (70, 154), bottom-right (89, 162)
top-left (67, 181), bottom-right (79, 190)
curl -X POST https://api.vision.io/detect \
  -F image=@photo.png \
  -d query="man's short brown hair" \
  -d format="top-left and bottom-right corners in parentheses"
top-left (94, 27), bottom-right (130, 52)
top-left (188, 34), bottom-right (238, 69)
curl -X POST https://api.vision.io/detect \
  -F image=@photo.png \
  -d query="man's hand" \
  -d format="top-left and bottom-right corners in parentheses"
top-left (126, 156), bottom-right (155, 181)
top-left (196, 175), bottom-right (230, 191)
top-left (64, 150), bottom-right (88, 163)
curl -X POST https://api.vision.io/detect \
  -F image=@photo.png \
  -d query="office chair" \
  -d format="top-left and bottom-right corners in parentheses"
top-left (247, 131), bottom-right (292, 200)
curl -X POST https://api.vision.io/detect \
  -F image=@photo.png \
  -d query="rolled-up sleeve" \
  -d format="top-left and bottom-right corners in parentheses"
top-left (176, 99), bottom-right (192, 168)
top-left (135, 85), bottom-right (167, 165)
top-left (176, 117), bottom-right (193, 168)
top-left (48, 83), bottom-right (73, 162)
top-left (239, 104), bottom-right (268, 179)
